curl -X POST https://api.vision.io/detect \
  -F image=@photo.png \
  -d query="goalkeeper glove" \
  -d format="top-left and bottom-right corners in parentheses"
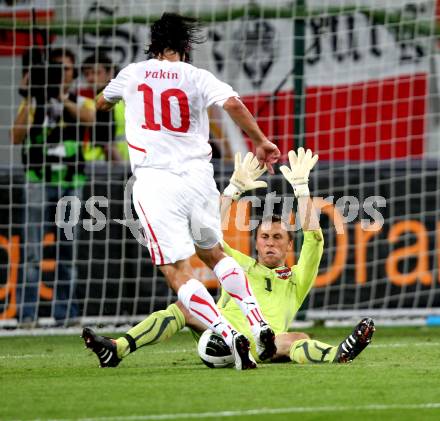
top-left (223, 152), bottom-right (267, 200)
top-left (280, 147), bottom-right (319, 198)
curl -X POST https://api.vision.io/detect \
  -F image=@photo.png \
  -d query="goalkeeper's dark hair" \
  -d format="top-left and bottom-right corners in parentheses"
top-left (146, 13), bottom-right (204, 60)
top-left (255, 214), bottom-right (294, 241)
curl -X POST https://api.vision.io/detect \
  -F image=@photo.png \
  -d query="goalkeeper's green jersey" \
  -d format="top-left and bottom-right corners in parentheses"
top-left (218, 229), bottom-right (324, 355)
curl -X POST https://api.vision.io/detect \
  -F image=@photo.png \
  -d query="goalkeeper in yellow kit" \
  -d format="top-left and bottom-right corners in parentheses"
top-left (83, 148), bottom-right (375, 367)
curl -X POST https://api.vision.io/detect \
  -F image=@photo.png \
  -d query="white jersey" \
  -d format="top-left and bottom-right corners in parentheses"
top-left (103, 59), bottom-right (238, 173)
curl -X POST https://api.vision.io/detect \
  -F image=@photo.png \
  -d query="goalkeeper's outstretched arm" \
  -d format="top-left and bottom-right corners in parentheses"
top-left (281, 148), bottom-right (323, 302)
top-left (280, 148), bottom-right (321, 232)
top-left (296, 197), bottom-right (320, 231)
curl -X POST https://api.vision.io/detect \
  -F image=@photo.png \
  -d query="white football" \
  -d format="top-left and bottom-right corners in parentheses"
top-left (197, 330), bottom-right (234, 368)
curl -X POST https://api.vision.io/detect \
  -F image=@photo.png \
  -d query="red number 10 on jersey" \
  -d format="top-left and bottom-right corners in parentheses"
top-left (138, 83), bottom-right (190, 133)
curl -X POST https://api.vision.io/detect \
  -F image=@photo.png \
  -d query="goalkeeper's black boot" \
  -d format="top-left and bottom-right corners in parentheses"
top-left (231, 331), bottom-right (257, 370)
top-left (255, 322), bottom-right (277, 361)
top-left (334, 318), bottom-right (375, 363)
top-left (82, 327), bottom-right (121, 368)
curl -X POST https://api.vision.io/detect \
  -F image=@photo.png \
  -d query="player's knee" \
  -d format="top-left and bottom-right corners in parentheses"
top-left (159, 260), bottom-right (194, 291)
top-left (196, 243), bottom-right (223, 269)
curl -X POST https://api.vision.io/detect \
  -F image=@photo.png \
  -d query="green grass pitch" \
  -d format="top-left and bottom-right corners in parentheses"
top-left (1, 326), bottom-right (440, 421)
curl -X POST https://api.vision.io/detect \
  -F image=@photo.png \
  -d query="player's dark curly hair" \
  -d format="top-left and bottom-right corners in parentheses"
top-left (145, 13), bottom-right (204, 60)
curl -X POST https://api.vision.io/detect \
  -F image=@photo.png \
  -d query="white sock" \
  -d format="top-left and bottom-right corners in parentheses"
top-left (177, 278), bottom-right (235, 347)
top-left (213, 256), bottom-right (266, 337)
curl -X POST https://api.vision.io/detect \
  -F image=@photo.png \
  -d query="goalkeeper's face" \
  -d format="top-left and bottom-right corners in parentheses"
top-left (256, 221), bottom-right (293, 268)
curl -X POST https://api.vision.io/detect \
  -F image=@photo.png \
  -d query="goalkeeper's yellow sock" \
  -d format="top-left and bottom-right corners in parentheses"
top-left (289, 339), bottom-right (337, 364)
top-left (115, 303), bottom-right (185, 358)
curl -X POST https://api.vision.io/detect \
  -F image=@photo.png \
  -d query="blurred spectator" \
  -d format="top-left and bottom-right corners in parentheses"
top-left (79, 53), bottom-right (128, 161)
top-left (11, 47), bottom-right (95, 327)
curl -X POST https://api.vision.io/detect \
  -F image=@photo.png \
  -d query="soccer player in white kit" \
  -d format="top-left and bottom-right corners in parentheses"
top-left (82, 13), bottom-right (281, 369)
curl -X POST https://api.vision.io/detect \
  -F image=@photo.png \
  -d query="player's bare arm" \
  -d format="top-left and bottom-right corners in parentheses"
top-left (223, 97), bottom-right (280, 173)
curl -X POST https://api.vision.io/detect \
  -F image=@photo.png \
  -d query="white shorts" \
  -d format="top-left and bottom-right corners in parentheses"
top-left (132, 162), bottom-right (222, 265)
